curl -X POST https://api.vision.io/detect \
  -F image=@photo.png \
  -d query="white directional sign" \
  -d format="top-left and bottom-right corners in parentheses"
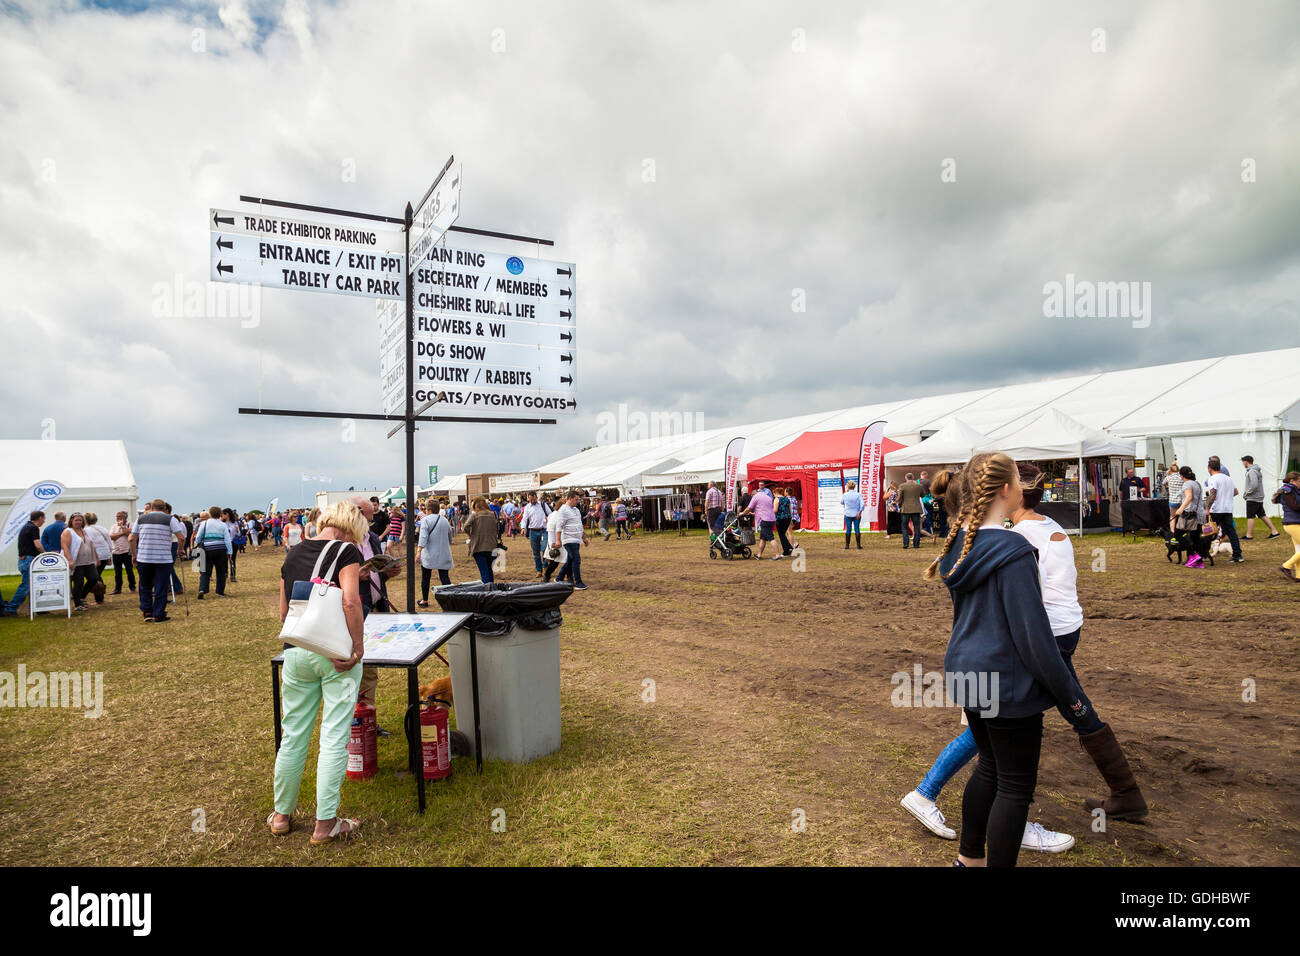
top-left (212, 226), bottom-right (405, 300)
top-left (412, 338), bottom-right (576, 373)
top-left (379, 238), bottom-right (579, 419)
top-left (211, 208), bottom-right (404, 256)
top-left (410, 387), bottom-right (577, 418)
top-left (409, 163), bottom-right (462, 272)
top-left (412, 248), bottom-right (575, 325)
top-left (377, 299), bottom-right (405, 415)
top-left (414, 314), bottom-right (576, 349)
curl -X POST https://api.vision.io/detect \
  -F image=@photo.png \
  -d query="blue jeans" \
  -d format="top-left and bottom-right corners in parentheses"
top-left (556, 543), bottom-right (583, 585)
top-left (137, 562), bottom-right (173, 619)
top-left (844, 515), bottom-right (860, 544)
top-left (901, 513), bottom-right (922, 547)
top-left (1210, 512), bottom-right (1241, 560)
top-left (528, 529), bottom-right (546, 572)
top-left (916, 728), bottom-right (978, 801)
top-left (5, 556), bottom-right (33, 612)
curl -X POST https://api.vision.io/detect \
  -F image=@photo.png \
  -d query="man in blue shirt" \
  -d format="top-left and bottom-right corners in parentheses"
top-left (841, 481), bottom-right (865, 550)
top-left (40, 511), bottom-right (66, 554)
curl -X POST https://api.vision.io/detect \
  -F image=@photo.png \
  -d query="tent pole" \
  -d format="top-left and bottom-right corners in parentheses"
top-left (1078, 454), bottom-right (1083, 537)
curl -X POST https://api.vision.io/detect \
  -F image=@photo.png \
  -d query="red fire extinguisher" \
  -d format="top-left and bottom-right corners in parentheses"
top-left (421, 697), bottom-right (451, 781)
top-left (347, 699), bottom-right (378, 780)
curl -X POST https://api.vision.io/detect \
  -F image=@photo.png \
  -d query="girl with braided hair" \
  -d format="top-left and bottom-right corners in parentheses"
top-left (911, 453), bottom-right (1094, 866)
top-left (902, 461), bottom-right (1148, 857)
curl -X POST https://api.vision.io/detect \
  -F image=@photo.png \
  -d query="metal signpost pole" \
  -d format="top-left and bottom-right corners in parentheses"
top-left (404, 201), bottom-right (417, 613)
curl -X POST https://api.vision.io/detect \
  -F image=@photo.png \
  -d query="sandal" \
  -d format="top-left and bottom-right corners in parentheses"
top-left (416, 600), bottom-right (429, 608)
top-left (310, 817), bottom-right (360, 845)
top-left (267, 812), bottom-right (291, 836)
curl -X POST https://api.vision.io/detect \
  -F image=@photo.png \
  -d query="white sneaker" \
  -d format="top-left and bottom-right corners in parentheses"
top-left (900, 790), bottom-right (956, 840)
top-left (1021, 821), bottom-right (1075, 853)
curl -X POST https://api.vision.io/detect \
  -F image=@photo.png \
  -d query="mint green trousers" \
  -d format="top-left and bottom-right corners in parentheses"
top-left (273, 647), bottom-right (362, 821)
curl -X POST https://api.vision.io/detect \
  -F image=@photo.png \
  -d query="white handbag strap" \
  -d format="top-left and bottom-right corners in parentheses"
top-left (310, 539), bottom-right (350, 583)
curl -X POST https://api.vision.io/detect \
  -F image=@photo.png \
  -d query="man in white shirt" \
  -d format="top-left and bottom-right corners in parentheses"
top-left (520, 491), bottom-right (551, 575)
top-left (1204, 456), bottom-right (1242, 562)
top-left (552, 489), bottom-right (589, 589)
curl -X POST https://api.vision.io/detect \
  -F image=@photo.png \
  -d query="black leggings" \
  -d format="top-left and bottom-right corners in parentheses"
top-left (960, 710), bottom-right (1043, 867)
top-left (775, 517), bottom-right (792, 554)
top-left (420, 566), bottom-right (451, 601)
top-left (71, 563), bottom-right (98, 606)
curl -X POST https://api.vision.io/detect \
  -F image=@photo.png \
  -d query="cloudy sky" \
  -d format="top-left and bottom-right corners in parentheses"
top-left (2, 0), bottom-right (1297, 511)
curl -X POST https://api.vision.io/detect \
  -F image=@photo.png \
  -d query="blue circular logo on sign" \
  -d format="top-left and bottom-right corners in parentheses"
top-left (506, 256), bottom-right (524, 275)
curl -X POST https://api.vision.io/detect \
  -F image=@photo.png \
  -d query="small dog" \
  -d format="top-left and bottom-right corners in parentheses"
top-left (419, 675), bottom-right (453, 707)
top-left (1161, 527), bottom-right (1186, 564)
top-left (1210, 538), bottom-right (1234, 558)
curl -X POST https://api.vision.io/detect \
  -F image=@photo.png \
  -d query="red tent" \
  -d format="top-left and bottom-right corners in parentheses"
top-left (746, 428), bottom-right (906, 531)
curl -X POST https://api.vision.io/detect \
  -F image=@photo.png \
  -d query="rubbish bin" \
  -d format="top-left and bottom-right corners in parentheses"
top-left (435, 583), bottom-right (572, 763)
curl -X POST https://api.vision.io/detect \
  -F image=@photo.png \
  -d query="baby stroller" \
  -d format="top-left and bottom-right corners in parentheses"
top-left (709, 510), bottom-right (752, 560)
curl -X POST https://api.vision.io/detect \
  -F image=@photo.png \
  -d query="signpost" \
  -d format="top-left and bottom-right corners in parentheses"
top-left (29, 552), bottom-right (70, 619)
top-left (217, 155), bottom-right (574, 614)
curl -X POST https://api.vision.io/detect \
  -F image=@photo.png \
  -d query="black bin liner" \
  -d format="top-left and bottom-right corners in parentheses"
top-left (436, 582), bottom-right (572, 634)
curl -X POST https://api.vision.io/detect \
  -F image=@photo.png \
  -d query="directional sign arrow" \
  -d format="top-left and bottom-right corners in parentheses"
top-left (213, 212), bottom-right (234, 227)
top-left (556, 267), bottom-right (572, 277)
top-left (561, 353), bottom-right (573, 364)
top-left (560, 289), bottom-right (572, 298)
top-left (560, 331), bottom-right (573, 342)
top-left (217, 261), bottom-right (233, 276)
top-left (561, 375), bottom-right (573, 385)
top-left (560, 310), bottom-right (572, 319)
top-left (216, 236), bottom-right (233, 251)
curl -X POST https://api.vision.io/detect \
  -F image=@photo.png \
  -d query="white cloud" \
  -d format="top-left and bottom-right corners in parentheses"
top-left (218, 0), bottom-right (256, 47)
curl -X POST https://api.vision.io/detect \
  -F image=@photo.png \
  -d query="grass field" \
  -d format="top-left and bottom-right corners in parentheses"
top-left (1, 526), bottom-right (1297, 866)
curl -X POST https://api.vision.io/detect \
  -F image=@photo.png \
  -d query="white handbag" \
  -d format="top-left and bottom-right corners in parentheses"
top-left (279, 539), bottom-right (357, 661)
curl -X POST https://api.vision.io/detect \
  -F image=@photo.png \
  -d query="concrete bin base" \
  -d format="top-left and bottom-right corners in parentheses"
top-left (447, 624), bottom-right (561, 763)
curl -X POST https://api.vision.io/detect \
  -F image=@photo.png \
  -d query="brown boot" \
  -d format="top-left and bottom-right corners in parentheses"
top-left (1080, 723), bottom-right (1148, 822)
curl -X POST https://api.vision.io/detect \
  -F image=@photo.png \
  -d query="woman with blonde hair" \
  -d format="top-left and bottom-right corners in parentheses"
top-left (921, 453), bottom-right (1092, 867)
top-left (270, 500), bottom-right (367, 845)
top-left (305, 507), bottom-right (321, 539)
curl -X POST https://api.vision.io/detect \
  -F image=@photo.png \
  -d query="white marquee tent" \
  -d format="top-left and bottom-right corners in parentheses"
top-left (531, 347), bottom-right (1300, 518)
top-left (0, 440), bottom-right (139, 575)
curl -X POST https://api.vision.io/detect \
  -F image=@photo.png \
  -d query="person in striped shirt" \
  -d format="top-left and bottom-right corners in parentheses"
top-left (385, 506), bottom-right (405, 556)
top-left (704, 481), bottom-right (724, 531)
top-left (193, 506), bottom-right (233, 598)
top-left (130, 498), bottom-right (186, 623)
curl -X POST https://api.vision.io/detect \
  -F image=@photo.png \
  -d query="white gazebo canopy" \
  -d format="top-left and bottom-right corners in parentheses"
top-left (979, 407), bottom-right (1135, 461)
top-left (885, 418), bottom-right (989, 468)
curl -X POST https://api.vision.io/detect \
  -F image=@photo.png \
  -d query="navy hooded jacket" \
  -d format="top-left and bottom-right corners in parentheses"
top-left (940, 525), bottom-right (1089, 723)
